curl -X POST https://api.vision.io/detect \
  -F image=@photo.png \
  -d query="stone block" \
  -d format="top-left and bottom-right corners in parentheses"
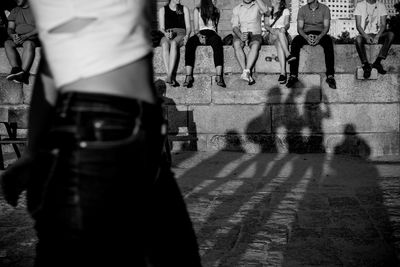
top-left (22, 74), bottom-right (36, 104)
top-left (356, 67), bottom-right (378, 80)
top-left (190, 105), bottom-right (271, 134)
top-left (0, 107), bottom-right (8, 122)
top-left (0, 75), bottom-right (23, 104)
top-left (212, 74), bottom-right (321, 104)
top-left (371, 44), bottom-right (400, 74)
top-left (167, 105), bottom-right (188, 134)
top-left (255, 46), bottom-right (285, 74)
top-left (323, 74), bottom-right (399, 103)
top-left (206, 133), bottom-right (277, 153)
top-left (8, 107), bottom-right (29, 128)
top-left (323, 104), bottom-right (399, 133)
top-left (334, 45), bottom-right (361, 73)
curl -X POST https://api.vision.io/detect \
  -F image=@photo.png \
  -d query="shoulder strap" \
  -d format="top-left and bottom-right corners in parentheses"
top-left (269, 10), bottom-right (283, 28)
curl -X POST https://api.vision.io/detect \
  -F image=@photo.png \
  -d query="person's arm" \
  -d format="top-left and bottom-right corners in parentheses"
top-left (281, 10), bottom-right (290, 32)
top-left (232, 7), bottom-right (244, 41)
top-left (158, 7), bottom-right (168, 36)
top-left (193, 7), bottom-right (200, 35)
top-left (355, 15), bottom-right (374, 44)
top-left (314, 8), bottom-right (330, 45)
top-left (183, 6), bottom-right (191, 44)
top-left (373, 15), bottom-right (388, 44)
top-left (16, 28), bottom-right (38, 44)
top-left (7, 20), bottom-right (18, 43)
top-left (255, 0), bottom-right (269, 14)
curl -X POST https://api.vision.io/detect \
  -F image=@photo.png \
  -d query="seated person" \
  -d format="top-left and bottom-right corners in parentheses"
top-left (287, 0), bottom-right (336, 89)
top-left (4, 0), bottom-right (39, 84)
top-left (232, 0), bottom-right (268, 85)
top-left (158, 0), bottom-right (191, 86)
top-left (264, 0), bottom-right (294, 84)
top-left (183, 0), bottom-right (225, 88)
top-left (354, 0), bottom-right (394, 78)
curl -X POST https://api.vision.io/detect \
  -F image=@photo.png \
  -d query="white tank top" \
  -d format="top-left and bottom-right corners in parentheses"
top-left (198, 9), bottom-right (216, 32)
top-left (30, 0), bottom-right (153, 88)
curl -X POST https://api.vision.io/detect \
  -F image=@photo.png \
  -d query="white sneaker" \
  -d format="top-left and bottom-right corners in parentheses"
top-left (240, 70), bottom-right (250, 82)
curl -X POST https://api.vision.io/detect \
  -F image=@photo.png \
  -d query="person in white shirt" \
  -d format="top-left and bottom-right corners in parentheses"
top-left (232, 0), bottom-right (268, 85)
top-left (263, 0), bottom-right (295, 84)
top-left (1, 1), bottom-right (203, 266)
top-left (354, 0), bottom-right (394, 78)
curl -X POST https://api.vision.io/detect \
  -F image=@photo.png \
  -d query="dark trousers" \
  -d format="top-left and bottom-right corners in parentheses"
top-left (185, 29), bottom-right (224, 67)
top-left (290, 31), bottom-right (335, 77)
top-left (29, 92), bottom-right (202, 267)
top-left (355, 31), bottom-right (395, 64)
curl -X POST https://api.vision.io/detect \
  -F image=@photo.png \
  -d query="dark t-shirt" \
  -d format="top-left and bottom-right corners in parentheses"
top-left (297, 3), bottom-right (330, 33)
top-left (8, 6), bottom-right (36, 35)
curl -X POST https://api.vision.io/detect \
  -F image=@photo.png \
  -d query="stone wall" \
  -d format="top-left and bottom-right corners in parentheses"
top-left (0, 44), bottom-right (399, 158)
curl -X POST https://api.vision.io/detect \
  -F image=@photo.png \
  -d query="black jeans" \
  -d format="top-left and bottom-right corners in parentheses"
top-left (355, 31), bottom-right (395, 64)
top-left (290, 31), bottom-right (335, 77)
top-left (28, 92), bottom-right (202, 267)
top-left (185, 29), bottom-right (224, 68)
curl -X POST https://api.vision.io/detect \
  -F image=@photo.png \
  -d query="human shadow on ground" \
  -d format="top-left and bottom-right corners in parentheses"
top-left (281, 124), bottom-right (399, 266)
top-left (178, 85), bottom-right (399, 266)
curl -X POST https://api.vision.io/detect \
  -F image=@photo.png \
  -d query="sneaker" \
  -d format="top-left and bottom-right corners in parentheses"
top-left (278, 74), bottom-right (287, 84)
top-left (286, 54), bottom-right (296, 63)
top-left (362, 63), bottom-right (372, 79)
top-left (372, 61), bottom-right (386, 74)
top-left (6, 67), bottom-right (23, 81)
top-left (215, 75), bottom-right (226, 88)
top-left (326, 75), bottom-right (336, 89)
top-left (286, 75), bottom-right (298, 88)
top-left (240, 69), bottom-right (250, 82)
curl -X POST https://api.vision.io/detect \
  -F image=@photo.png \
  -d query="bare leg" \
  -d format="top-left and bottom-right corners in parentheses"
top-left (21, 40), bottom-right (36, 72)
top-left (185, 65), bottom-right (193, 76)
top-left (161, 39), bottom-right (171, 81)
top-left (168, 40), bottom-right (179, 81)
top-left (246, 41), bottom-right (261, 71)
top-left (215, 65), bottom-right (222, 76)
top-left (4, 40), bottom-right (21, 68)
top-left (275, 40), bottom-right (286, 75)
top-left (233, 40), bottom-right (246, 71)
top-left (277, 30), bottom-right (290, 57)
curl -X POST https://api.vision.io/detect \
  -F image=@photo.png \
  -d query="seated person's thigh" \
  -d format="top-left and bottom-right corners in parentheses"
top-left (249, 34), bottom-right (262, 47)
top-left (232, 35), bottom-right (244, 48)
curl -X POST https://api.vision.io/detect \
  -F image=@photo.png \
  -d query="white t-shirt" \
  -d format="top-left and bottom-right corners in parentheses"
top-left (30, 0), bottom-right (153, 88)
top-left (269, 8), bottom-right (290, 29)
top-left (198, 9), bottom-right (216, 32)
top-left (354, 0), bottom-right (388, 34)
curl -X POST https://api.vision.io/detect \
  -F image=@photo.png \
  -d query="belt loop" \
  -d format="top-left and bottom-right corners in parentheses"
top-left (59, 92), bottom-right (74, 118)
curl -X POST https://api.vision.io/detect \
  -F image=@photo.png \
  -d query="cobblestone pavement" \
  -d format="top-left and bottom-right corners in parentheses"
top-left (1, 151), bottom-right (400, 266)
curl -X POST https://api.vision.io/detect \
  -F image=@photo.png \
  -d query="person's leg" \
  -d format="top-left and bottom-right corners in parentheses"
top-left (168, 39), bottom-right (179, 82)
top-left (355, 34), bottom-right (368, 65)
top-left (275, 39), bottom-right (287, 79)
top-left (183, 35), bottom-right (200, 87)
top-left (160, 37), bottom-right (171, 82)
top-left (276, 29), bottom-right (291, 58)
top-left (4, 39), bottom-right (23, 80)
top-left (21, 40), bottom-right (37, 73)
top-left (245, 40), bottom-right (260, 71)
top-left (289, 35), bottom-right (307, 77)
top-left (319, 35), bottom-right (335, 77)
top-left (373, 31), bottom-right (395, 74)
top-left (206, 31), bottom-right (226, 87)
top-left (233, 38), bottom-right (246, 71)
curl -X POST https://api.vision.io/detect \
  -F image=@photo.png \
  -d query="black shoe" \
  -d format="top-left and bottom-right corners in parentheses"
top-left (6, 67), bottom-right (23, 81)
top-left (182, 75), bottom-right (194, 88)
top-left (286, 54), bottom-right (296, 63)
top-left (278, 74), bottom-right (287, 84)
top-left (372, 61), bottom-right (386, 74)
top-left (362, 63), bottom-right (372, 79)
top-left (248, 74), bottom-right (255, 85)
top-left (215, 75), bottom-right (226, 88)
top-left (171, 79), bottom-right (180, 87)
top-left (286, 75), bottom-right (298, 88)
top-left (326, 75), bottom-right (336, 89)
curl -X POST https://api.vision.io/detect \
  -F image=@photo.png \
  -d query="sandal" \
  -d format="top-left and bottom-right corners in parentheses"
top-left (182, 75), bottom-right (194, 88)
top-left (171, 79), bottom-right (180, 87)
top-left (215, 75), bottom-right (226, 88)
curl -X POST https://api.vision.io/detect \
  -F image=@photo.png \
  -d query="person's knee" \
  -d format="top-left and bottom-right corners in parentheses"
top-left (386, 31), bottom-right (395, 42)
top-left (4, 40), bottom-right (15, 49)
top-left (170, 39), bottom-right (178, 48)
top-left (251, 41), bottom-right (261, 50)
top-left (23, 40), bottom-right (36, 51)
top-left (161, 39), bottom-right (170, 49)
top-left (355, 35), bottom-right (364, 45)
top-left (233, 39), bottom-right (243, 50)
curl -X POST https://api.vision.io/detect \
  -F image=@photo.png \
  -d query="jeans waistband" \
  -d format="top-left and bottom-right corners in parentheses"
top-left (55, 92), bottom-right (164, 129)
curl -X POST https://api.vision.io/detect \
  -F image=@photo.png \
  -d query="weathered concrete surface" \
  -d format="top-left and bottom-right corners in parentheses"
top-left (1, 151), bottom-right (400, 266)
